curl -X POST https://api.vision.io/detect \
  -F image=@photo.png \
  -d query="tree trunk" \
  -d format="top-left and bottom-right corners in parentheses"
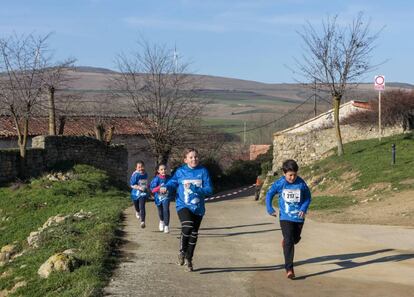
top-left (48, 86), bottom-right (56, 135)
top-left (58, 115), bottom-right (66, 135)
top-left (105, 125), bottom-right (115, 144)
top-left (95, 124), bottom-right (105, 141)
top-left (333, 96), bottom-right (344, 156)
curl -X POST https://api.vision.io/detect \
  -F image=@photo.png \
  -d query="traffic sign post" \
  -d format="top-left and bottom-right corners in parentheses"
top-left (375, 75), bottom-right (385, 141)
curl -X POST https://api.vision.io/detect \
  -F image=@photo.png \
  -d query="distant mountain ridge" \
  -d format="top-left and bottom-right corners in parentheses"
top-left (71, 66), bottom-right (414, 90)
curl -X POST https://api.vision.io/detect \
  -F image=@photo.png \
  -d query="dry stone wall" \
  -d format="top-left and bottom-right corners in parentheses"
top-left (272, 125), bottom-right (404, 171)
top-left (0, 136), bottom-right (127, 184)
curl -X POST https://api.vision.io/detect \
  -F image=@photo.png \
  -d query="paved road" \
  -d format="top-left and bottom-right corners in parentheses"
top-left (104, 188), bottom-right (414, 297)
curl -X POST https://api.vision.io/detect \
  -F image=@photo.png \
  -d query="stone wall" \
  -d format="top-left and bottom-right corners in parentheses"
top-left (272, 124), bottom-right (404, 171)
top-left (0, 136), bottom-right (128, 184)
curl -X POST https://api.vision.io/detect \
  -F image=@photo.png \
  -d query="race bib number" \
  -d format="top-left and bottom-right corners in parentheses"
top-left (159, 186), bottom-right (168, 200)
top-left (282, 189), bottom-right (301, 203)
top-left (182, 179), bottom-right (202, 204)
top-left (139, 179), bottom-right (147, 190)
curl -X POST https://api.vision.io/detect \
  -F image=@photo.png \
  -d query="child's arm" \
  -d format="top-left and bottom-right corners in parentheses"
top-left (165, 172), bottom-right (179, 192)
top-left (189, 169), bottom-right (213, 197)
top-left (299, 182), bottom-right (312, 218)
top-left (265, 181), bottom-right (280, 216)
top-left (150, 176), bottom-right (161, 193)
top-left (130, 172), bottom-right (139, 190)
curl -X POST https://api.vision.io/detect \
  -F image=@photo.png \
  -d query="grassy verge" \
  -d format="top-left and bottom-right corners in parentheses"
top-left (301, 132), bottom-right (414, 191)
top-left (0, 164), bottom-right (130, 296)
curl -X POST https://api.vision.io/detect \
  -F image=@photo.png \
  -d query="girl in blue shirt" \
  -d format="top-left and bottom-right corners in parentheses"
top-left (266, 159), bottom-right (311, 279)
top-left (130, 160), bottom-right (149, 229)
top-left (162, 148), bottom-right (213, 272)
top-left (150, 164), bottom-right (172, 234)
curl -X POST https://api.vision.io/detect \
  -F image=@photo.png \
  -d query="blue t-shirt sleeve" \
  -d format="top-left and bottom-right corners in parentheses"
top-left (165, 171), bottom-right (179, 191)
top-left (150, 176), bottom-right (159, 191)
top-left (266, 179), bottom-right (282, 215)
top-left (130, 172), bottom-right (138, 188)
top-left (300, 182), bottom-right (312, 213)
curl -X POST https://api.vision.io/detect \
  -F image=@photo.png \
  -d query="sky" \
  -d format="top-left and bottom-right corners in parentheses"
top-left (1, 0), bottom-right (413, 84)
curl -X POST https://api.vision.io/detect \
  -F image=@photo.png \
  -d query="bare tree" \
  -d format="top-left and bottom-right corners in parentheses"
top-left (0, 33), bottom-right (50, 158)
top-left (112, 40), bottom-right (206, 165)
top-left (295, 13), bottom-right (381, 156)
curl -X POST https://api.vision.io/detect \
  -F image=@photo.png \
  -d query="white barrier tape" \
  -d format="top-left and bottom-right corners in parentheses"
top-left (205, 184), bottom-right (255, 202)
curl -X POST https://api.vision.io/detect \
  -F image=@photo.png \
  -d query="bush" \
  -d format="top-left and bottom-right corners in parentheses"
top-left (343, 89), bottom-right (414, 130)
top-left (224, 159), bottom-right (261, 187)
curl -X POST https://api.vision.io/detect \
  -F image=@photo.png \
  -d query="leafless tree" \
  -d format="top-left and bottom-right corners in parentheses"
top-left (0, 33), bottom-right (50, 158)
top-left (111, 40), bottom-right (206, 165)
top-left (295, 12), bottom-right (381, 156)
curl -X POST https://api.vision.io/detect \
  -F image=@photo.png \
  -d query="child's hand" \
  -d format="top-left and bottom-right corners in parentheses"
top-left (298, 211), bottom-right (305, 219)
top-left (270, 212), bottom-right (277, 217)
top-left (160, 187), bottom-right (167, 194)
top-left (184, 182), bottom-right (191, 189)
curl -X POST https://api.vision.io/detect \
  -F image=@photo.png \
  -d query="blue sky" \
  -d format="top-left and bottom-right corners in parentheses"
top-left (1, 0), bottom-right (413, 83)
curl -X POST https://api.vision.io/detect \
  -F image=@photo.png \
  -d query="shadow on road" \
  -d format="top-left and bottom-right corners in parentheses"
top-left (295, 250), bottom-right (414, 280)
top-left (199, 228), bottom-right (280, 237)
top-left (196, 248), bottom-right (414, 277)
top-left (200, 222), bottom-right (274, 230)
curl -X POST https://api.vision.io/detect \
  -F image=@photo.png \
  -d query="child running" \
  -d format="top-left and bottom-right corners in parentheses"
top-left (265, 159), bottom-right (311, 279)
top-left (130, 160), bottom-right (149, 229)
top-left (150, 164), bottom-right (172, 234)
top-left (161, 148), bottom-right (213, 272)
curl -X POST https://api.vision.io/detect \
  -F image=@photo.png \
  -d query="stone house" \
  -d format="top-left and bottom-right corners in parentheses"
top-left (272, 100), bottom-right (405, 172)
top-left (0, 115), bottom-right (155, 178)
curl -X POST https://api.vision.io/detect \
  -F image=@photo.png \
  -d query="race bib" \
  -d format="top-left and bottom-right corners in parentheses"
top-left (159, 186), bottom-right (168, 200)
top-left (282, 189), bottom-right (301, 203)
top-left (139, 179), bottom-right (147, 190)
top-left (182, 179), bottom-right (202, 204)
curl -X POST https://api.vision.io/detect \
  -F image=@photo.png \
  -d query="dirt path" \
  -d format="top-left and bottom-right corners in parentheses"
top-left (104, 189), bottom-right (414, 297)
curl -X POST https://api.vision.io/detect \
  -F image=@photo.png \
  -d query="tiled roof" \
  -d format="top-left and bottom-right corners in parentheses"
top-left (0, 115), bottom-right (148, 138)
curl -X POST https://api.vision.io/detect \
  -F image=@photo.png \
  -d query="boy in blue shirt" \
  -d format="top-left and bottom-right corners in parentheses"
top-left (130, 160), bottom-right (149, 228)
top-left (266, 159), bottom-right (311, 279)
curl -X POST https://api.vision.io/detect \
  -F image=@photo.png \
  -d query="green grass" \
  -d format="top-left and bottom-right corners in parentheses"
top-left (301, 132), bottom-right (414, 191)
top-left (309, 195), bottom-right (355, 210)
top-left (0, 165), bottom-right (130, 296)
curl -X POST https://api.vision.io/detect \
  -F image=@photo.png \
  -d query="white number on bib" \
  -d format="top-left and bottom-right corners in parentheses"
top-left (282, 189), bottom-right (301, 203)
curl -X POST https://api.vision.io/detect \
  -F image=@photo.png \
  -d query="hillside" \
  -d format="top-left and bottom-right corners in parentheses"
top-left (299, 132), bottom-right (414, 226)
top-left (6, 66), bottom-right (412, 143)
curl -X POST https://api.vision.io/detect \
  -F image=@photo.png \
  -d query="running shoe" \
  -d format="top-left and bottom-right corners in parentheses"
top-left (177, 253), bottom-right (185, 266)
top-left (135, 212), bottom-right (140, 220)
top-left (286, 269), bottom-right (295, 279)
top-left (140, 221), bottom-right (146, 229)
top-left (185, 259), bottom-right (193, 272)
top-left (164, 225), bottom-right (170, 233)
top-left (159, 221), bottom-right (165, 232)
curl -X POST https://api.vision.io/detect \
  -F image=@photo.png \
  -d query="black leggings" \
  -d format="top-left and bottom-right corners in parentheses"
top-left (132, 198), bottom-right (146, 222)
top-left (280, 220), bottom-right (304, 271)
top-left (177, 208), bottom-right (203, 261)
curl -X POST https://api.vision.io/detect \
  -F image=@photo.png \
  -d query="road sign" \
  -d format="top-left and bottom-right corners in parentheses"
top-left (374, 75), bottom-right (385, 91)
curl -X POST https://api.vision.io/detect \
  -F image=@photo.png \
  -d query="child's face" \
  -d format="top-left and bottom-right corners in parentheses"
top-left (136, 163), bottom-right (145, 173)
top-left (284, 170), bottom-right (297, 184)
top-left (184, 151), bottom-right (199, 168)
top-left (158, 165), bottom-right (166, 175)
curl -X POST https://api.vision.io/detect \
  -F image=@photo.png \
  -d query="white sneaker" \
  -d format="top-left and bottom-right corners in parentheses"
top-left (140, 221), bottom-right (146, 228)
top-left (159, 221), bottom-right (165, 232)
top-left (135, 212), bottom-right (140, 220)
top-left (164, 225), bottom-right (169, 233)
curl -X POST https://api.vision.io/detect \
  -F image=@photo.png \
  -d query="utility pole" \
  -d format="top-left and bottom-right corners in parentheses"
top-left (243, 122), bottom-right (246, 145)
top-left (313, 80), bottom-right (317, 117)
